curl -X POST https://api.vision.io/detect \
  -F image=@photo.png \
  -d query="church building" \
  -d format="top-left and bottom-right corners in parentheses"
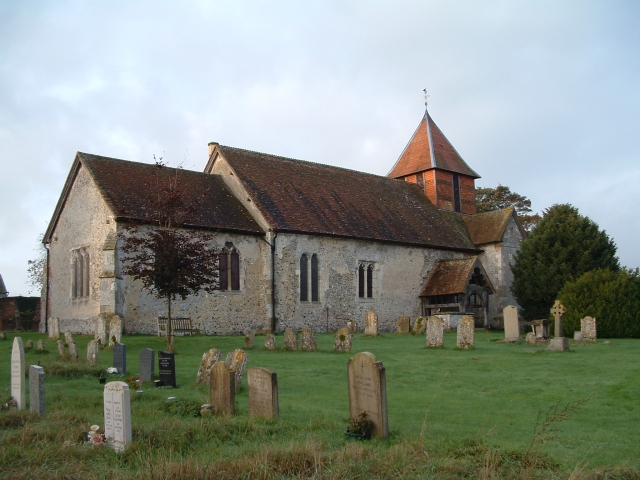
top-left (41, 107), bottom-right (524, 335)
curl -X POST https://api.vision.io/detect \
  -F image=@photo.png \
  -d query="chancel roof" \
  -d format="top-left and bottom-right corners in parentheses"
top-left (463, 208), bottom-right (520, 246)
top-left (214, 145), bottom-right (479, 251)
top-left (420, 256), bottom-right (495, 297)
top-left (387, 112), bottom-right (479, 179)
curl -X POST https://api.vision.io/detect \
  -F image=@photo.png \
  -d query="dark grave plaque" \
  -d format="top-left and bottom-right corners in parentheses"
top-left (113, 343), bottom-right (126, 374)
top-left (139, 348), bottom-right (155, 382)
top-left (158, 351), bottom-right (177, 388)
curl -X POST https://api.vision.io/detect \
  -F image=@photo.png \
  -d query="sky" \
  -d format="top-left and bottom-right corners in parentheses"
top-left (1, 1), bottom-right (639, 297)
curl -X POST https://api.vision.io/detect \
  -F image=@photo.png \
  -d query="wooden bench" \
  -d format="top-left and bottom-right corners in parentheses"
top-left (157, 316), bottom-right (199, 336)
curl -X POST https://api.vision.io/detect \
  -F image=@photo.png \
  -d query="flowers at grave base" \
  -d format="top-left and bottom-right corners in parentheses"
top-left (85, 425), bottom-right (106, 447)
top-left (344, 411), bottom-right (373, 437)
top-left (107, 367), bottom-right (118, 374)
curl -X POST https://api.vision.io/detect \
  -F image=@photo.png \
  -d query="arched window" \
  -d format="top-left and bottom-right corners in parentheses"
top-left (71, 248), bottom-right (90, 298)
top-left (311, 254), bottom-right (319, 302)
top-left (218, 246), bottom-right (240, 291)
top-left (358, 262), bottom-right (375, 299)
top-left (300, 253), bottom-right (319, 302)
top-left (300, 254), bottom-right (308, 301)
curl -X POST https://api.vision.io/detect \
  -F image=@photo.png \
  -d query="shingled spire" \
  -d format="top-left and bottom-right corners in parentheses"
top-left (387, 103), bottom-right (479, 215)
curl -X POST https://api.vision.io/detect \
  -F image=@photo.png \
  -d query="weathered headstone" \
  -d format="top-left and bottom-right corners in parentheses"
top-left (139, 348), bottom-right (155, 382)
top-left (283, 328), bottom-right (298, 351)
top-left (426, 316), bottom-right (444, 347)
top-left (503, 305), bottom-right (520, 342)
top-left (264, 333), bottom-right (277, 350)
top-left (346, 320), bottom-right (357, 335)
top-left (159, 351), bottom-right (177, 388)
top-left (0, 332), bottom-right (5, 340)
top-left (57, 339), bottom-right (66, 357)
top-left (225, 349), bottom-right (248, 392)
top-left (334, 328), bottom-right (352, 352)
top-left (49, 317), bottom-right (60, 340)
top-left (87, 340), bottom-right (99, 365)
top-left (364, 310), bottom-right (378, 336)
top-left (196, 348), bottom-right (222, 384)
top-left (68, 340), bottom-right (78, 360)
top-left (26, 340), bottom-right (33, 350)
top-left (574, 331), bottom-right (583, 342)
top-left (11, 337), bottom-right (25, 410)
top-left (456, 316), bottom-right (475, 349)
top-left (108, 314), bottom-right (122, 347)
top-left (248, 367), bottom-right (279, 419)
top-left (37, 339), bottom-right (46, 352)
top-left (581, 316), bottom-right (597, 341)
top-left (95, 313), bottom-right (107, 345)
top-left (103, 381), bottom-right (132, 452)
top-left (113, 343), bottom-right (126, 374)
top-left (29, 365), bottom-right (45, 416)
top-left (244, 330), bottom-right (255, 349)
top-left (209, 361), bottom-right (235, 415)
top-left (548, 300), bottom-right (569, 352)
top-left (64, 331), bottom-right (74, 346)
top-left (396, 315), bottom-right (411, 334)
top-left (300, 328), bottom-right (317, 351)
top-left (413, 316), bottom-right (426, 335)
top-left (347, 352), bottom-right (388, 439)
top-left (525, 332), bottom-right (536, 345)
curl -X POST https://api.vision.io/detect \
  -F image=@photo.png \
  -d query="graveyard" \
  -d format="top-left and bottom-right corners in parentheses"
top-left (1, 329), bottom-right (640, 478)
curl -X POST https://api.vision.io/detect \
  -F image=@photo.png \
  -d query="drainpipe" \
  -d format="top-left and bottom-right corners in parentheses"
top-left (270, 230), bottom-right (278, 333)
top-left (44, 243), bottom-right (50, 333)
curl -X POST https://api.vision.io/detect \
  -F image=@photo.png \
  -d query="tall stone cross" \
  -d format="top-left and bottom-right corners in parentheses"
top-left (550, 300), bottom-right (567, 338)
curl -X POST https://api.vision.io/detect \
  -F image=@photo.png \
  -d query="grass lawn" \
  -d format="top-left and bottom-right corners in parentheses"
top-left (1, 330), bottom-right (639, 479)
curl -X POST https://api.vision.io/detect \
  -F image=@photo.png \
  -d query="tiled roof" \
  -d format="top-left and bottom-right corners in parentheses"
top-left (420, 256), bottom-right (495, 297)
top-left (463, 208), bottom-right (514, 245)
top-left (215, 145), bottom-right (479, 251)
top-left (45, 153), bottom-right (263, 242)
top-left (387, 112), bottom-right (479, 179)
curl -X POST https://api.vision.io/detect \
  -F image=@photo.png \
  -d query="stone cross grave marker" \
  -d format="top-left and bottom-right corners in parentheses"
top-left (139, 348), bottom-right (155, 382)
top-left (244, 330), bottom-right (255, 349)
top-left (334, 328), bottom-right (352, 352)
top-left (196, 348), bottom-right (222, 384)
top-left (48, 317), bottom-right (60, 340)
top-left (300, 327), bottom-right (317, 351)
top-left (456, 316), bottom-right (475, 349)
top-left (87, 340), bottom-right (99, 365)
top-left (11, 337), bottom-right (25, 410)
top-left (159, 351), bottom-right (177, 387)
top-left (225, 349), bottom-right (248, 392)
top-left (248, 367), bottom-right (279, 419)
top-left (397, 316), bottom-right (410, 334)
top-left (103, 381), bottom-right (132, 452)
top-left (68, 340), bottom-right (78, 360)
top-left (581, 316), bottom-right (597, 341)
top-left (210, 361), bottom-right (235, 415)
top-left (264, 333), bottom-right (277, 350)
top-left (426, 316), bottom-right (444, 347)
top-left (108, 314), bottom-right (122, 347)
top-left (548, 300), bottom-right (569, 352)
top-left (364, 310), bottom-right (378, 336)
top-left (37, 339), bottom-right (46, 353)
top-left (29, 365), bottom-right (45, 416)
top-left (113, 343), bottom-right (126, 374)
top-left (503, 305), bottom-right (520, 342)
top-left (347, 352), bottom-right (388, 439)
top-left (284, 328), bottom-right (298, 351)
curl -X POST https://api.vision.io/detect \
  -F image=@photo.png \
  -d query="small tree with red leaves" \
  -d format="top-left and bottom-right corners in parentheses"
top-left (119, 158), bottom-right (219, 352)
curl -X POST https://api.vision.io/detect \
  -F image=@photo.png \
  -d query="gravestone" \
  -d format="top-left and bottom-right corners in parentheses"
top-left (11, 337), bottom-right (25, 410)
top-left (103, 381), bottom-right (132, 452)
top-left (503, 305), bottom-right (520, 342)
top-left (87, 340), bottom-right (99, 365)
top-left (364, 310), bottom-right (378, 336)
top-left (113, 343), bottom-right (126, 374)
top-left (108, 314), bottom-right (122, 347)
top-left (525, 332), bottom-right (536, 345)
top-left (57, 339), bottom-right (66, 357)
top-left (346, 320), bottom-right (357, 335)
top-left (29, 365), bottom-right (45, 416)
top-left (64, 331), bottom-right (74, 346)
top-left (581, 316), bottom-right (597, 341)
top-left (397, 316), bottom-right (411, 334)
top-left (574, 331), bottom-right (583, 342)
top-left (264, 333), bottom-right (277, 350)
top-left (95, 313), bottom-right (107, 345)
top-left (248, 367), bottom-right (279, 419)
top-left (68, 340), bottom-right (78, 360)
top-left (413, 316), bottom-right (426, 335)
top-left (457, 316), bottom-right (475, 349)
top-left (284, 328), bottom-right (298, 351)
top-left (0, 332), bottom-right (5, 340)
top-left (37, 339), bottom-right (46, 352)
top-left (334, 328), bottom-right (352, 352)
top-left (244, 330), bottom-right (255, 349)
top-left (426, 316), bottom-right (444, 347)
top-left (209, 361), bottom-right (235, 415)
top-left (196, 348), bottom-right (222, 384)
top-left (300, 328), bottom-right (317, 351)
top-left (159, 351), bottom-right (177, 388)
top-left (26, 340), bottom-right (33, 350)
top-left (48, 317), bottom-right (60, 340)
top-left (225, 349), bottom-right (248, 392)
top-left (139, 348), bottom-right (155, 382)
top-left (548, 300), bottom-right (569, 352)
top-left (347, 352), bottom-right (388, 439)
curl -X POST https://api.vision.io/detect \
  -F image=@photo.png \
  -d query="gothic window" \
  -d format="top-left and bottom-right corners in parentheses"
top-left (300, 254), bottom-right (308, 301)
top-left (453, 173), bottom-right (461, 213)
top-left (358, 262), bottom-right (375, 299)
top-left (218, 246), bottom-right (240, 291)
top-left (71, 248), bottom-right (90, 298)
top-left (300, 253), bottom-right (319, 302)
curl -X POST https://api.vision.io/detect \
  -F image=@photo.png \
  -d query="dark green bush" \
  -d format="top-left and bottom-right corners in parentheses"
top-left (558, 268), bottom-right (640, 338)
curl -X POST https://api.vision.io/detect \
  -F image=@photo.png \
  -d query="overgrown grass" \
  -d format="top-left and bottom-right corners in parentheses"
top-left (1, 331), bottom-right (639, 478)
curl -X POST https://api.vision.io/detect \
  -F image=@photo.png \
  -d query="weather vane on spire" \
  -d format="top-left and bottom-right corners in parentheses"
top-left (423, 88), bottom-right (429, 108)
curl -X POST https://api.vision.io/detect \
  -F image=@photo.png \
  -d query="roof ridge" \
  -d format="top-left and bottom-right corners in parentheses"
top-left (78, 152), bottom-right (207, 177)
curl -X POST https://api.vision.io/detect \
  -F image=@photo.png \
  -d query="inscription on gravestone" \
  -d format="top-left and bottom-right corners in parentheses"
top-left (364, 310), bottom-right (378, 336)
top-left (347, 352), bottom-right (388, 439)
top-left (11, 337), bottom-right (25, 410)
top-left (139, 348), bottom-right (155, 382)
top-left (103, 381), bottom-right (132, 452)
top-left (29, 365), bottom-right (45, 416)
top-left (426, 316), bottom-right (444, 348)
top-left (159, 351), bottom-right (177, 388)
top-left (248, 367), bottom-right (279, 419)
top-left (113, 343), bottom-right (126, 374)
